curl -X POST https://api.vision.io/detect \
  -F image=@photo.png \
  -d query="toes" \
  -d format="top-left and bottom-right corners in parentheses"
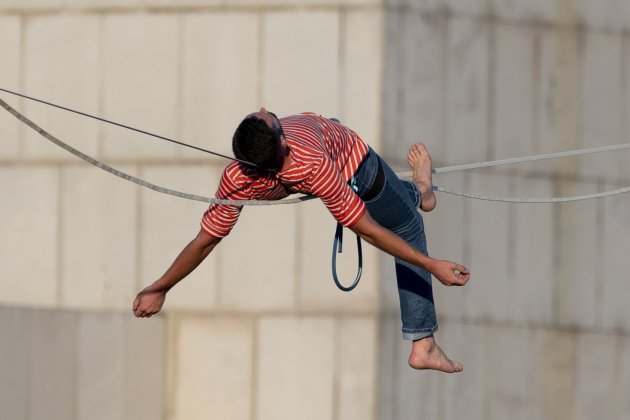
top-left (409, 143), bottom-right (431, 162)
top-left (408, 145), bottom-right (423, 162)
top-left (416, 144), bottom-right (430, 159)
top-left (412, 142), bottom-right (425, 152)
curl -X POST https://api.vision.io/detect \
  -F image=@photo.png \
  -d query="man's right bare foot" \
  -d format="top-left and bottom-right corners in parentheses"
top-left (408, 335), bottom-right (463, 373)
top-left (407, 143), bottom-right (437, 212)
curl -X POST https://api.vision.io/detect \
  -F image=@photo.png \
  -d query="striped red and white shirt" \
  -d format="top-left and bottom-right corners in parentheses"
top-left (201, 113), bottom-right (370, 238)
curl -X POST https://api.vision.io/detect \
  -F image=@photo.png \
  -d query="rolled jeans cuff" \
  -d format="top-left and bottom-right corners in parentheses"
top-left (402, 324), bottom-right (438, 341)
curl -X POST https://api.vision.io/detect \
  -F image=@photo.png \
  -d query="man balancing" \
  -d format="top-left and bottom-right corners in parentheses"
top-left (133, 109), bottom-right (470, 373)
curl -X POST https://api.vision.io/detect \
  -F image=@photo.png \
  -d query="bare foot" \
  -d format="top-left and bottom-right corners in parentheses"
top-left (408, 335), bottom-right (463, 373)
top-left (407, 143), bottom-right (436, 212)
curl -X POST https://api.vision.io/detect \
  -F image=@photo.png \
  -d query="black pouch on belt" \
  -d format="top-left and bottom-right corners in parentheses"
top-left (361, 156), bottom-right (385, 202)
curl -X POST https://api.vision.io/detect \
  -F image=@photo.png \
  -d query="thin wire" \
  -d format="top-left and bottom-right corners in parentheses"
top-left (434, 185), bottom-right (630, 203)
top-left (0, 86), bottom-right (258, 167)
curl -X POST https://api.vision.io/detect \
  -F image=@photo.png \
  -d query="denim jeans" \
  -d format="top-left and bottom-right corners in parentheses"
top-left (351, 148), bottom-right (437, 340)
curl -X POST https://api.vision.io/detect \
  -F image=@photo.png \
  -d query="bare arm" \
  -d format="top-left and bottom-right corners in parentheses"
top-left (133, 229), bottom-right (221, 318)
top-left (349, 212), bottom-right (470, 286)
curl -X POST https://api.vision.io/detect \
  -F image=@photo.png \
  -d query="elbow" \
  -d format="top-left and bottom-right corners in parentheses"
top-left (348, 215), bottom-right (378, 245)
top-left (195, 229), bottom-right (222, 255)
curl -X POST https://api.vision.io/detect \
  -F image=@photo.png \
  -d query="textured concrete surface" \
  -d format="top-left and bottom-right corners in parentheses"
top-left (1, 1), bottom-right (630, 420)
top-left (0, 307), bottom-right (165, 420)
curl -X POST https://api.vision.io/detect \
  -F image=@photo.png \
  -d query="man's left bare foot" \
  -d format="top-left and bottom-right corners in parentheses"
top-left (407, 143), bottom-right (436, 212)
top-left (408, 335), bottom-right (463, 373)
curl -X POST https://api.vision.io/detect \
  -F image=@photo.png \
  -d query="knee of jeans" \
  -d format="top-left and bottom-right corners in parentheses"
top-left (393, 216), bottom-right (425, 243)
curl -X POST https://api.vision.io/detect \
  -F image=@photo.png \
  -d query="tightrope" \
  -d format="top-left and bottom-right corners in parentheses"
top-left (2, 94), bottom-right (630, 205)
top-left (398, 142), bottom-right (630, 176)
top-left (434, 185), bottom-right (630, 203)
top-left (401, 144), bottom-right (630, 203)
top-left (0, 96), bottom-right (311, 206)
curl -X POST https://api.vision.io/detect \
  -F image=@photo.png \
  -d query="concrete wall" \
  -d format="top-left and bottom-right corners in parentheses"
top-left (1, 0), bottom-right (630, 419)
top-left (381, 1), bottom-right (630, 420)
top-left (0, 1), bottom-right (383, 419)
top-left (0, 306), bottom-right (165, 420)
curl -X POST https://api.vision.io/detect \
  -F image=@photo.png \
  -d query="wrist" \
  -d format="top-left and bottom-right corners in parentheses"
top-left (147, 279), bottom-right (171, 293)
top-left (423, 257), bottom-right (438, 273)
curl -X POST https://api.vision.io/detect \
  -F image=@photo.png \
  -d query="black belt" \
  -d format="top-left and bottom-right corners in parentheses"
top-left (360, 153), bottom-right (385, 202)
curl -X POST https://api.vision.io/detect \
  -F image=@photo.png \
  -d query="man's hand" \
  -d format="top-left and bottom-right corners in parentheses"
top-left (132, 229), bottom-right (221, 319)
top-left (133, 286), bottom-right (167, 318)
top-left (429, 259), bottom-right (470, 286)
top-left (350, 213), bottom-right (471, 286)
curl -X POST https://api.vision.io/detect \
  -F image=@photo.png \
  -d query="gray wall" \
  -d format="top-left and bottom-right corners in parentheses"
top-left (1, 1), bottom-right (630, 420)
top-left (0, 1), bottom-right (383, 419)
top-left (380, 2), bottom-right (630, 420)
top-left (0, 306), bottom-right (165, 420)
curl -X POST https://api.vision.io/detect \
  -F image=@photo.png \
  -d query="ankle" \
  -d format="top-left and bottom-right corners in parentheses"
top-left (416, 180), bottom-right (429, 195)
top-left (412, 335), bottom-right (436, 353)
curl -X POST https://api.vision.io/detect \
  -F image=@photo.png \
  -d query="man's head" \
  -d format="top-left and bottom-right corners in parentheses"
top-left (232, 108), bottom-right (285, 171)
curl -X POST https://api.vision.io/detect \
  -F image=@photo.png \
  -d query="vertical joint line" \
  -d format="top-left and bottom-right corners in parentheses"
top-left (394, 11), bottom-right (405, 151)
top-left (507, 177), bottom-right (517, 280)
top-left (595, 179), bottom-right (605, 327)
top-left (135, 164), bottom-right (143, 293)
top-left (176, 14), bottom-right (184, 155)
top-left (332, 317), bottom-right (340, 420)
top-left (487, 20), bottom-right (497, 161)
top-left (96, 14), bottom-right (105, 158)
top-left (532, 26), bottom-right (542, 155)
top-left (57, 165), bottom-right (64, 306)
top-left (293, 203), bottom-right (303, 308)
top-left (250, 317), bottom-right (260, 420)
top-left (620, 34), bottom-right (629, 155)
top-left (338, 8), bottom-right (347, 121)
top-left (439, 11), bottom-right (449, 154)
top-left (257, 12), bottom-right (265, 106)
top-left (165, 315), bottom-right (181, 420)
top-left (17, 15), bottom-right (26, 160)
top-left (550, 181), bottom-right (562, 323)
top-left (575, 28), bottom-right (585, 154)
top-left (462, 175), bottom-right (472, 267)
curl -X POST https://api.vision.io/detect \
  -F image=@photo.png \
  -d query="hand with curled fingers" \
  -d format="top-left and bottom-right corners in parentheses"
top-left (430, 259), bottom-right (470, 287)
top-left (133, 285), bottom-right (167, 318)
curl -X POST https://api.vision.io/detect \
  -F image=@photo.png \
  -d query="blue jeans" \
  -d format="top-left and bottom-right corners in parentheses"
top-left (351, 148), bottom-right (437, 340)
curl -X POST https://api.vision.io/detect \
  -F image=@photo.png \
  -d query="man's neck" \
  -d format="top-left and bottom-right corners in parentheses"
top-left (278, 146), bottom-right (292, 173)
top-left (279, 157), bottom-right (292, 172)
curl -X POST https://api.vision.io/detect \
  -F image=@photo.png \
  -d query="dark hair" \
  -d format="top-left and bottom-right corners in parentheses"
top-left (232, 116), bottom-right (281, 171)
